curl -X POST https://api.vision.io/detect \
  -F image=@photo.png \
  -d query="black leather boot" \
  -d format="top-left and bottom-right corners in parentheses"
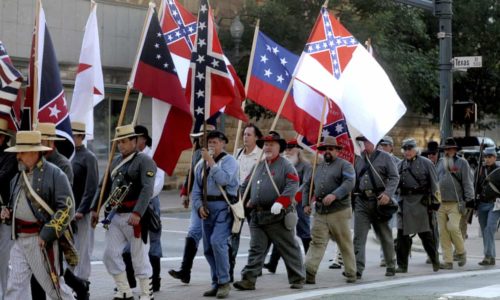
top-left (64, 269), bottom-right (90, 300)
top-left (168, 237), bottom-right (197, 284)
top-left (122, 252), bottom-right (136, 288)
top-left (149, 255), bottom-right (161, 292)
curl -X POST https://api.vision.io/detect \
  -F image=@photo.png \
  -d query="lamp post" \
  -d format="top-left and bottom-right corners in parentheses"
top-left (230, 15), bottom-right (244, 62)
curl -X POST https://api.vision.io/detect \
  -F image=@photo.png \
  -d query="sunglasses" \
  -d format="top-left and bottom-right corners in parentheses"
top-left (402, 146), bottom-right (415, 151)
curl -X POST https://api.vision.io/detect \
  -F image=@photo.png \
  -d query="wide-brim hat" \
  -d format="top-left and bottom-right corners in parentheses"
top-left (112, 124), bottom-right (142, 141)
top-left (317, 136), bottom-right (343, 151)
top-left (71, 122), bottom-right (86, 135)
top-left (206, 130), bottom-right (228, 143)
top-left (190, 124), bottom-right (216, 138)
top-left (439, 137), bottom-right (459, 149)
top-left (424, 141), bottom-right (439, 154)
top-left (5, 131), bottom-right (52, 153)
top-left (355, 135), bottom-right (368, 142)
top-left (286, 139), bottom-right (303, 149)
top-left (0, 118), bottom-right (13, 137)
top-left (134, 125), bottom-right (152, 147)
top-left (256, 131), bottom-right (287, 153)
top-left (37, 122), bottom-right (65, 141)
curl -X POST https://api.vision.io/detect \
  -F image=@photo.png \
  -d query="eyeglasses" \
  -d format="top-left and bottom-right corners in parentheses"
top-left (402, 147), bottom-right (414, 151)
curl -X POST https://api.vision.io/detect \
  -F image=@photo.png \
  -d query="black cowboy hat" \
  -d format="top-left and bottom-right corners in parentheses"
top-left (439, 137), bottom-right (459, 150)
top-left (286, 139), bottom-right (303, 149)
top-left (256, 131), bottom-right (287, 153)
top-left (134, 125), bottom-right (152, 147)
top-left (421, 140), bottom-right (439, 156)
top-left (206, 130), bottom-right (228, 143)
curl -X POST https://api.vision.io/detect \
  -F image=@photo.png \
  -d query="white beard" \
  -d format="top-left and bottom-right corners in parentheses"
top-left (443, 156), bottom-right (455, 170)
top-left (285, 154), bottom-right (298, 165)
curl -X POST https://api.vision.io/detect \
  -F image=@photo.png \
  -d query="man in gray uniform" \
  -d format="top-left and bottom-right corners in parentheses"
top-left (233, 131), bottom-right (305, 291)
top-left (91, 124), bottom-right (157, 300)
top-left (69, 122), bottom-right (99, 299)
top-left (38, 122), bottom-right (74, 185)
top-left (436, 137), bottom-right (474, 269)
top-left (303, 136), bottom-right (357, 284)
top-left (353, 135), bottom-right (399, 279)
top-left (1, 130), bottom-right (75, 300)
top-left (0, 119), bottom-right (17, 299)
top-left (396, 138), bottom-right (441, 273)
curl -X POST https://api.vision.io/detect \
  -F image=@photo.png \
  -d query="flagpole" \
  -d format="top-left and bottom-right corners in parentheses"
top-left (233, 19), bottom-right (260, 156)
top-left (308, 96), bottom-right (328, 204)
top-left (202, 119), bottom-right (208, 211)
top-left (32, 0), bottom-right (41, 129)
top-left (158, 0), bottom-right (166, 23)
top-left (94, 3), bottom-right (156, 219)
top-left (132, 92), bottom-right (144, 125)
top-left (241, 75), bottom-right (295, 203)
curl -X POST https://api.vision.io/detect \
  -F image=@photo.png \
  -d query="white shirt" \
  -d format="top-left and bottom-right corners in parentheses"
top-left (236, 146), bottom-right (263, 184)
top-left (141, 146), bottom-right (165, 198)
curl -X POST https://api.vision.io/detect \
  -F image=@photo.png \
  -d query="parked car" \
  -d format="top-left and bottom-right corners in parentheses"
top-left (453, 136), bottom-right (500, 169)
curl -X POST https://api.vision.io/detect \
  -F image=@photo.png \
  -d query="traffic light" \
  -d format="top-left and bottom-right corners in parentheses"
top-left (452, 102), bottom-right (477, 124)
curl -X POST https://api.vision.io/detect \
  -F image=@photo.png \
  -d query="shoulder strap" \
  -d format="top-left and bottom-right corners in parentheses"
top-left (22, 171), bottom-right (55, 215)
top-left (236, 148), bottom-right (244, 159)
top-left (265, 160), bottom-right (281, 196)
top-left (111, 152), bottom-right (137, 180)
top-left (402, 158), bottom-right (426, 188)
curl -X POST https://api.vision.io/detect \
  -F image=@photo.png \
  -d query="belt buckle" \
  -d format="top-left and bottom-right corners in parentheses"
top-left (364, 189), bottom-right (374, 198)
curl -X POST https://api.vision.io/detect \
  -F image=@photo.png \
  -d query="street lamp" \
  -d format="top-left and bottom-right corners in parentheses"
top-left (230, 15), bottom-right (244, 61)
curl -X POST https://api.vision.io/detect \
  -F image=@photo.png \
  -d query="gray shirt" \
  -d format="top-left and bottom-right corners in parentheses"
top-left (436, 155), bottom-right (474, 202)
top-left (355, 150), bottom-right (399, 198)
top-left (47, 149), bottom-right (74, 186)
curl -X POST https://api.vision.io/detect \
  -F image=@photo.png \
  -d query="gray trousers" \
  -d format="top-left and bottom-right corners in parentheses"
top-left (103, 213), bottom-right (152, 278)
top-left (0, 225), bottom-right (13, 300)
top-left (5, 235), bottom-right (75, 300)
top-left (73, 214), bottom-right (93, 280)
top-left (241, 211), bottom-right (304, 284)
top-left (353, 197), bottom-right (395, 274)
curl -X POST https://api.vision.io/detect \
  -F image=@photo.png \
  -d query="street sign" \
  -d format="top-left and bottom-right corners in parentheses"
top-left (452, 56), bottom-right (482, 69)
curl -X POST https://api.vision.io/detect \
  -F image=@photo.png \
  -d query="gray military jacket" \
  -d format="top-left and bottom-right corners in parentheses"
top-left (93, 151), bottom-right (156, 217)
top-left (398, 156), bottom-right (439, 235)
top-left (0, 144), bottom-right (17, 205)
top-left (9, 157), bottom-right (75, 242)
top-left (294, 160), bottom-right (312, 203)
top-left (303, 157), bottom-right (355, 214)
top-left (355, 150), bottom-right (399, 199)
top-left (241, 156), bottom-right (299, 209)
top-left (72, 145), bottom-right (99, 214)
top-left (47, 149), bottom-right (74, 186)
top-left (436, 155), bottom-right (474, 203)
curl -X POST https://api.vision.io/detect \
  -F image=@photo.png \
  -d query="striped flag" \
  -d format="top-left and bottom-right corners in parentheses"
top-left (0, 41), bottom-right (23, 131)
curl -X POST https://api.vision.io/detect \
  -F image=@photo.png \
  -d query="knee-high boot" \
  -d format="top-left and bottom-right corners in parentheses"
top-left (168, 237), bottom-right (197, 283)
top-left (122, 252), bottom-right (136, 288)
top-left (149, 255), bottom-right (161, 292)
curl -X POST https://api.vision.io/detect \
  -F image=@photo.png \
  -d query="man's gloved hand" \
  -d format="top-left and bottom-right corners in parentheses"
top-left (270, 202), bottom-right (283, 215)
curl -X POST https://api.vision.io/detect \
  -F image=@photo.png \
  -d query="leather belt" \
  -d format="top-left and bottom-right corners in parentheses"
top-left (206, 196), bottom-right (225, 202)
top-left (400, 188), bottom-right (427, 195)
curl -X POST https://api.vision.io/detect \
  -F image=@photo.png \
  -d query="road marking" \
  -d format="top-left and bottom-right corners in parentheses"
top-left (444, 284), bottom-right (500, 298)
top-left (161, 229), bottom-right (251, 239)
top-left (262, 269), bottom-right (500, 300)
top-left (90, 253), bottom-right (249, 266)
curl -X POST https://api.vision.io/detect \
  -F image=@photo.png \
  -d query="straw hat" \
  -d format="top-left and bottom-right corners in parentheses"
top-left (71, 122), bottom-right (86, 135)
top-left (317, 136), bottom-right (343, 151)
top-left (37, 122), bottom-right (64, 141)
top-left (0, 118), bottom-right (13, 137)
top-left (5, 131), bottom-right (52, 153)
top-left (112, 124), bottom-right (142, 141)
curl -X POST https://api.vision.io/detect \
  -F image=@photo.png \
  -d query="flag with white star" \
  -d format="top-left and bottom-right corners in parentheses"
top-left (294, 6), bottom-right (406, 144)
top-left (25, 4), bottom-right (74, 158)
top-left (0, 41), bottom-right (23, 131)
top-left (185, 0), bottom-right (236, 124)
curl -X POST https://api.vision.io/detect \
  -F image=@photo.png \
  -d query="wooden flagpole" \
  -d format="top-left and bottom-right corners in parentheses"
top-left (132, 92), bottom-right (144, 125)
top-left (94, 4), bottom-right (155, 219)
top-left (32, 0), bottom-right (41, 130)
top-left (233, 19), bottom-right (260, 156)
top-left (308, 96), bottom-right (328, 204)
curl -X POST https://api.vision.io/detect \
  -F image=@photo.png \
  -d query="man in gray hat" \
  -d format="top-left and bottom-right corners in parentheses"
top-left (353, 135), bottom-right (399, 278)
top-left (436, 137), bottom-right (474, 269)
top-left (379, 135), bottom-right (401, 166)
top-left (91, 124), bottom-right (157, 300)
top-left (38, 122), bottom-right (74, 185)
top-left (233, 131), bottom-right (305, 291)
top-left (395, 138), bottom-right (441, 273)
top-left (0, 119), bottom-right (17, 299)
top-left (474, 147), bottom-right (500, 266)
top-left (1, 130), bottom-right (75, 300)
top-left (302, 136), bottom-right (357, 284)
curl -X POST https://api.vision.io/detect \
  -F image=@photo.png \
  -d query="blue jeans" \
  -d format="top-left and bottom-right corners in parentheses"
top-left (202, 201), bottom-right (232, 288)
top-left (296, 201), bottom-right (311, 239)
top-left (477, 202), bottom-right (500, 258)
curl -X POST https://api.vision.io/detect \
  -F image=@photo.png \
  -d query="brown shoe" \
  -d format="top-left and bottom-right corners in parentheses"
top-left (439, 262), bottom-right (453, 270)
top-left (395, 266), bottom-right (407, 273)
top-left (457, 253), bottom-right (467, 267)
top-left (233, 279), bottom-right (255, 291)
top-left (216, 283), bottom-right (230, 299)
top-left (203, 287), bottom-right (218, 297)
top-left (290, 280), bottom-right (304, 289)
top-left (305, 272), bottom-right (315, 284)
top-left (478, 257), bottom-right (496, 266)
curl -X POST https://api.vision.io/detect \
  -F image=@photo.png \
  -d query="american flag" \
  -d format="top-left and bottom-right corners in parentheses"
top-left (185, 0), bottom-right (236, 126)
top-left (0, 41), bottom-right (23, 131)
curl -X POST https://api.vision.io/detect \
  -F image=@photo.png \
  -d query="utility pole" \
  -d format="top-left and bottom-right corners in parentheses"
top-left (394, 0), bottom-right (453, 140)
